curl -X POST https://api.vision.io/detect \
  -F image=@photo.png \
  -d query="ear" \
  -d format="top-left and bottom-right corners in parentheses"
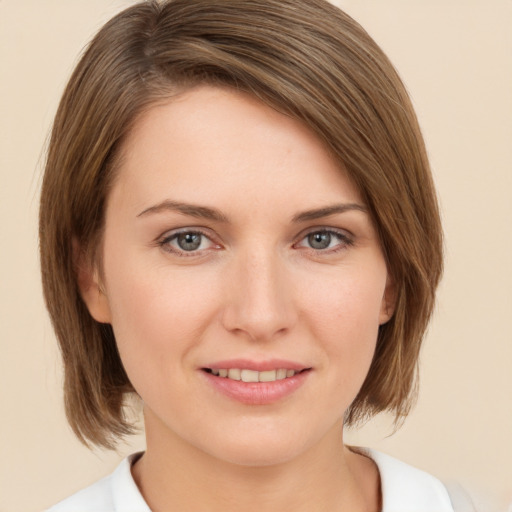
top-left (379, 275), bottom-right (397, 325)
top-left (73, 238), bottom-right (112, 324)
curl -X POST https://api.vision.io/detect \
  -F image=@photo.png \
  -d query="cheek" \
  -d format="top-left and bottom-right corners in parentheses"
top-left (302, 265), bottom-right (386, 377)
top-left (305, 265), bottom-right (386, 334)
top-left (102, 250), bottom-right (221, 382)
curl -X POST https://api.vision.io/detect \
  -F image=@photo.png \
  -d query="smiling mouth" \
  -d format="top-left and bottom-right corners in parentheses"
top-left (203, 368), bottom-right (310, 383)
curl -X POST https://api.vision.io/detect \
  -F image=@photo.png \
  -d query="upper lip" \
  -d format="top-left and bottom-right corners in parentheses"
top-left (202, 359), bottom-right (311, 372)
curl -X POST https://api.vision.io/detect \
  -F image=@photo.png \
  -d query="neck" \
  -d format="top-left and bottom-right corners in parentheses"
top-left (132, 413), bottom-right (380, 512)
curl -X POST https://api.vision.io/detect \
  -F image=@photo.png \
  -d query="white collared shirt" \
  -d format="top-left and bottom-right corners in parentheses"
top-left (47, 448), bottom-right (455, 512)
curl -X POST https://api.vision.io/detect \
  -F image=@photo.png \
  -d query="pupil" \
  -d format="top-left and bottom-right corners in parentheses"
top-left (309, 232), bottom-right (331, 249)
top-left (178, 233), bottom-right (201, 251)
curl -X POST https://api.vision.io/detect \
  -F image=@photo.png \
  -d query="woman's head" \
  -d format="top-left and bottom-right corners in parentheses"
top-left (40, 0), bottom-right (443, 450)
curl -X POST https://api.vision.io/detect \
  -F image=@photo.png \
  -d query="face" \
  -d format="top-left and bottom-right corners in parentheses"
top-left (82, 86), bottom-right (393, 466)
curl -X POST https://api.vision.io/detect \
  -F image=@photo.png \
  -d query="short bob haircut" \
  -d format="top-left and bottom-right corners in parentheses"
top-left (40, 0), bottom-right (443, 450)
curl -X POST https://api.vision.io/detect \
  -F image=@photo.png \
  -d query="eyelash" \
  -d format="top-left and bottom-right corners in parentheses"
top-left (158, 228), bottom-right (219, 257)
top-left (294, 228), bottom-right (354, 254)
top-left (157, 227), bottom-right (354, 256)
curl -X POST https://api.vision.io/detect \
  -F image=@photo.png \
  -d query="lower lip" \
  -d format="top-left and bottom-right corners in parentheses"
top-left (201, 370), bottom-right (310, 405)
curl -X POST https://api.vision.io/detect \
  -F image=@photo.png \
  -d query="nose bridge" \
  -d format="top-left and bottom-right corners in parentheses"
top-left (222, 244), bottom-right (296, 341)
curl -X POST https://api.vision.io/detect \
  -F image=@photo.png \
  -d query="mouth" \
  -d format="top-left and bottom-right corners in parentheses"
top-left (202, 367), bottom-right (310, 383)
top-left (201, 362), bottom-right (312, 404)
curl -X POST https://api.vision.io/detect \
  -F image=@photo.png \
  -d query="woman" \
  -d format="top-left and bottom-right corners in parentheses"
top-left (40, 0), bottom-right (453, 510)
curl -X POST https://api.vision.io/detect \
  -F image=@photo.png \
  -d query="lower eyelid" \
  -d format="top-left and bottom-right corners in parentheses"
top-left (156, 228), bottom-right (352, 255)
top-left (158, 230), bottom-right (216, 253)
top-left (296, 229), bottom-right (353, 248)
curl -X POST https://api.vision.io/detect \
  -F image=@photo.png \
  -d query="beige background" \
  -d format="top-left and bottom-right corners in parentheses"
top-left (1, 1), bottom-right (511, 511)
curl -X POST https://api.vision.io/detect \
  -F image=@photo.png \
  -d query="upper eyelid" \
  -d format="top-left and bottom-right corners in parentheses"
top-left (159, 226), bottom-right (215, 241)
top-left (157, 227), bottom-right (218, 250)
top-left (293, 227), bottom-right (354, 249)
top-left (157, 229), bottom-right (219, 257)
top-left (156, 226), bottom-right (353, 248)
top-left (295, 226), bottom-right (353, 240)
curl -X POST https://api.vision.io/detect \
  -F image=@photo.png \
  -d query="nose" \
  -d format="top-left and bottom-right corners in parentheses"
top-left (221, 248), bottom-right (298, 342)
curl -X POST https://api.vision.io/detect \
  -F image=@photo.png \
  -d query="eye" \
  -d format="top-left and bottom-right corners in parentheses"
top-left (159, 230), bottom-right (218, 255)
top-left (296, 229), bottom-right (353, 252)
top-left (307, 231), bottom-right (334, 250)
top-left (175, 232), bottom-right (205, 251)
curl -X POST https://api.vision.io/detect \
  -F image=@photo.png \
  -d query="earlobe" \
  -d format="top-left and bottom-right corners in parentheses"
top-left (73, 239), bottom-right (112, 324)
top-left (379, 275), bottom-right (397, 325)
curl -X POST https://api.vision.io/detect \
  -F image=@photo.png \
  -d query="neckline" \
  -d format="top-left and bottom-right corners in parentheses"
top-left (122, 448), bottom-right (453, 512)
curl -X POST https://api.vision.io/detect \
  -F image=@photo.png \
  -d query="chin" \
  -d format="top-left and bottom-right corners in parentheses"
top-left (199, 422), bottom-right (327, 468)
top-left (211, 441), bottom-right (305, 468)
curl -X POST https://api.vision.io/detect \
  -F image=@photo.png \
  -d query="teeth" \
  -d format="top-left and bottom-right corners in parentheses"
top-left (209, 368), bottom-right (299, 382)
top-left (228, 368), bottom-right (241, 380)
top-left (258, 370), bottom-right (276, 382)
top-left (240, 369), bottom-right (259, 382)
top-left (276, 368), bottom-right (287, 380)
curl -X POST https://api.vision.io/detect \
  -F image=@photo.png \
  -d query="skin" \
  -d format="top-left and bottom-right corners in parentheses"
top-left (81, 86), bottom-right (394, 512)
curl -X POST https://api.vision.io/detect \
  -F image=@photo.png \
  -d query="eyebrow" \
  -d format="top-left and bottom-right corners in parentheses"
top-left (137, 200), bottom-right (367, 223)
top-left (137, 200), bottom-right (229, 223)
top-left (291, 203), bottom-right (367, 223)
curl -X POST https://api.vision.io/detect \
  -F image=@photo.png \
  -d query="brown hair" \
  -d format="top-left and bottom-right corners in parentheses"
top-left (40, 0), bottom-right (443, 449)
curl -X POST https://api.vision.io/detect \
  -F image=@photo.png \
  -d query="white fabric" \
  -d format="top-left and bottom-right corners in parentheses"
top-left (363, 448), bottom-right (454, 512)
top-left (47, 453), bottom-right (150, 512)
top-left (47, 449), bottom-right (454, 512)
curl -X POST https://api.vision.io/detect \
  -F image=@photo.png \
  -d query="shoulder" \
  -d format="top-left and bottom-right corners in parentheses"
top-left (361, 448), bottom-right (455, 512)
top-left (45, 471), bottom-right (116, 512)
top-left (45, 453), bottom-right (150, 512)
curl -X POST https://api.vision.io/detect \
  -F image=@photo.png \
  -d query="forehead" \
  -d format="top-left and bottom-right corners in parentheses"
top-left (110, 85), bottom-right (363, 216)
